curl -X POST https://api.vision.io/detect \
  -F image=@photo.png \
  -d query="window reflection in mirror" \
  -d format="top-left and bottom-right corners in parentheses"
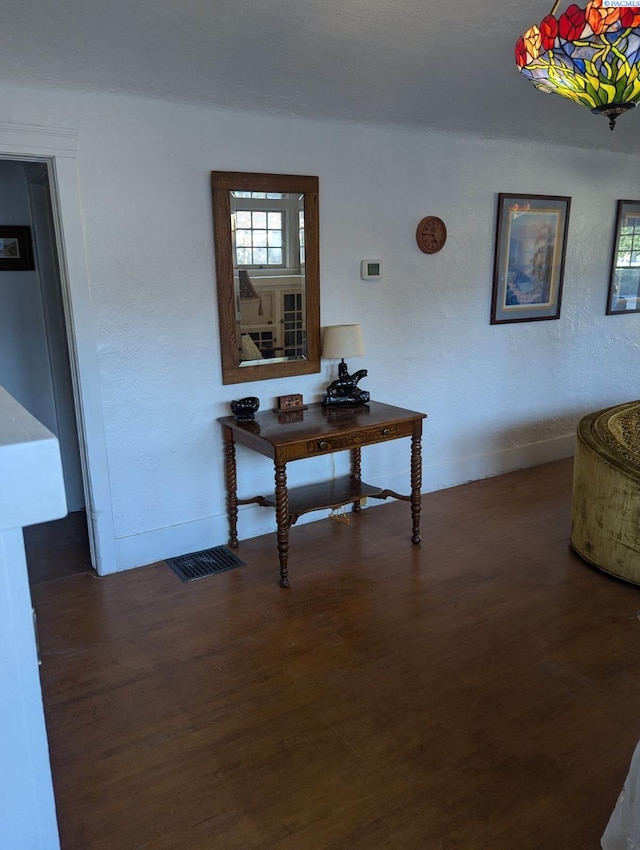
top-left (211, 172), bottom-right (320, 385)
top-left (607, 201), bottom-right (640, 315)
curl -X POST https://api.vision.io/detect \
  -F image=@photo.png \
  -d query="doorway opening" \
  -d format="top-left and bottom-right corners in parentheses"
top-left (0, 158), bottom-right (93, 584)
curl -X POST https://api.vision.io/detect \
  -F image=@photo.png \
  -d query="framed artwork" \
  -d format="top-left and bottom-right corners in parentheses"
top-left (0, 226), bottom-right (34, 271)
top-left (490, 193), bottom-right (571, 324)
top-left (606, 200), bottom-right (640, 315)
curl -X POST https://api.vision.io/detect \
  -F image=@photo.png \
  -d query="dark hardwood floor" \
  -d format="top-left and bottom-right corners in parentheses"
top-left (31, 458), bottom-right (640, 849)
top-left (24, 510), bottom-right (93, 584)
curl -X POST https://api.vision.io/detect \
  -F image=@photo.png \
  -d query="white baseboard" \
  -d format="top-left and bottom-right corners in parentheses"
top-left (424, 432), bottom-right (575, 493)
top-left (108, 432), bottom-right (575, 574)
top-left (111, 501), bottom-right (327, 574)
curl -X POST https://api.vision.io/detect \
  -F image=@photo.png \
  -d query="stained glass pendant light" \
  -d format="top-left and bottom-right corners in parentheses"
top-left (516, 0), bottom-right (640, 129)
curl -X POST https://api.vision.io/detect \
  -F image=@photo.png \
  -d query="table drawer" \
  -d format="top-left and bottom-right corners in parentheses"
top-left (304, 421), bottom-right (413, 456)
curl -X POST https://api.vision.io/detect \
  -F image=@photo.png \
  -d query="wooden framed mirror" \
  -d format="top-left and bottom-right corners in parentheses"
top-left (211, 171), bottom-right (320, 385)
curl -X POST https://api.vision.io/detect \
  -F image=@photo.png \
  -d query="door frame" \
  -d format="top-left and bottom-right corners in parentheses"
top-left (0, 121), bottom-right (115, 574)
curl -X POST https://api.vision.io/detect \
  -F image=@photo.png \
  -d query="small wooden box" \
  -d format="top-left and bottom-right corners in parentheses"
top-left (275, 393), bottom-right (307, 412)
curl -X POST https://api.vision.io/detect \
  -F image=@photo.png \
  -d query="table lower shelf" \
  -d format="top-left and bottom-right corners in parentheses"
top-left (247, 475), bottom-right (387, 524)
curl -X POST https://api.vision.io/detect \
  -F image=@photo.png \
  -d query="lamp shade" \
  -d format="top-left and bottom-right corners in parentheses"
top-left (515, 0), bottom-right (640, 130)
top-left (322, 324), bottom-right (365, 359)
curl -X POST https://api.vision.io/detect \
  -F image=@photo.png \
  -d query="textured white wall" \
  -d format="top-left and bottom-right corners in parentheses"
top-left (0, 84), bottom-right (637, 572)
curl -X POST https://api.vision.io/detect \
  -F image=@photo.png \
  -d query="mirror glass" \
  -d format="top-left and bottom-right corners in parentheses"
top-left (607, 199), bottom-right (640, 315)
top-left (233, 190), bottom-right (306, 365)
top-left (211, 172), bottom-right (320, 385)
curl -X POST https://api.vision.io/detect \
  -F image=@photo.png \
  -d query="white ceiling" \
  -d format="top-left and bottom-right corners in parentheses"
top-left (4, 0), bottom-right (640, 152)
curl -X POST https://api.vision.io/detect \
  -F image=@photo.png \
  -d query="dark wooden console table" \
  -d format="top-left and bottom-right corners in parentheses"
top-left (218, 401), bottom-right (427, 587)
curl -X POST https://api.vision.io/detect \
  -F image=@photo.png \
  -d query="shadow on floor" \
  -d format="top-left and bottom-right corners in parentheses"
top-left (24, 510), bottom-right (94, 585)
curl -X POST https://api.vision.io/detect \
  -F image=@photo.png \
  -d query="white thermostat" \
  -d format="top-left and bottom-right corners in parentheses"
top-left (360, 259), bottom-right (382, 281)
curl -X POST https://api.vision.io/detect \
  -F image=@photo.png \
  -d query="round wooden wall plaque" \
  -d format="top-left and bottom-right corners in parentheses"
top-left (416, 216), bottom-right (447, 254)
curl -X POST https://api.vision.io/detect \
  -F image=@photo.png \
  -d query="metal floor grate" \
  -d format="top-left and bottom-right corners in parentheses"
top-left (166, 546), bottom-right (245, 582)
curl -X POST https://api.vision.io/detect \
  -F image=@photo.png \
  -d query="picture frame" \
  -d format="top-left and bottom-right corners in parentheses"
top-left (490, 193), bottom-right (571, 324)
top-left (606, 200), bottom-right (640, 315)
top-left (0, 226), bottom-right (34, 271)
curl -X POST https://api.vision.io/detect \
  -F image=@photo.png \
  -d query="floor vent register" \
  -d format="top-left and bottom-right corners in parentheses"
top-left (166, 546), bottom-right (245, 582)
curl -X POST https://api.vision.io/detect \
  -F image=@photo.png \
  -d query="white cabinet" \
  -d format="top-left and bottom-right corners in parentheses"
top-left (238, 275), bottom-right (305, 359)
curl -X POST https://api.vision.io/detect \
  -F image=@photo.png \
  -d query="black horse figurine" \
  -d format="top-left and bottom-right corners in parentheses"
top-left (321, 360), bottom-right (370, 407)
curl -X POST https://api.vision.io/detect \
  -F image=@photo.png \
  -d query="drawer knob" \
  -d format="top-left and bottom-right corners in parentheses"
top-left (381, 428), bottom-right (389, 436)
top-left (319, 440), bottom-right (329, 450)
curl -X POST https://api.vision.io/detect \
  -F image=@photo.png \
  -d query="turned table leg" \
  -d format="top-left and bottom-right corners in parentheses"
top-left (411, 427), bottom-right (423, 544)
top-left (223, 431), bottom-right (239, 548)
top-left (275, 461), bottom-right (290, 587)
top-left (350, 446), bottom-right (362, 512)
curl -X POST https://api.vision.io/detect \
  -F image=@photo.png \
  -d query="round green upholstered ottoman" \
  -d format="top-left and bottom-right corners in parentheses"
top-left (571, 400), bottom-right (640, 585)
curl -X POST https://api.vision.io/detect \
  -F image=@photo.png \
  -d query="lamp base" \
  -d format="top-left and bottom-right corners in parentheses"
top-left (321, 391), bottom-right (370, 407)
top-left (591, 102), bottom-right (636, 131)
top-left (321, 358), bottom-right (370, 407)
